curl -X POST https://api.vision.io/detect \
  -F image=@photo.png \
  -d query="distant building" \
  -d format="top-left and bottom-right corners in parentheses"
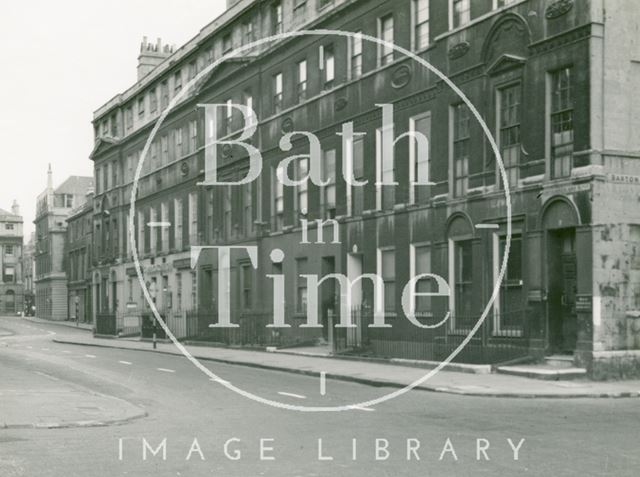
top-left (34, 165), bottom-right (93, 321)
top-left (22, 232), bottom-right (35, 314)
top-left (66, 193), bottom-right (95, 324)
top-left (0, 201), bottom-right (24, 314)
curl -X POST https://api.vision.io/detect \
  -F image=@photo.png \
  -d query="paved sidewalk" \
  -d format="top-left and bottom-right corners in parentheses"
top-left (0, 359), bottom-right (146, 429)
top-left (52, 334), bottom-right (640, 399)
top-left (23, 315), bottom-right (93, 331)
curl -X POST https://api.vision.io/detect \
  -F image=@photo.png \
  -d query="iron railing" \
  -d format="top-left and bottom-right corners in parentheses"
top-left (100, 304), bottom-right (530, 364)
top-left (95, 312), bottom-right (117, 336)
top-left (334, 307), bottom-right (530, 365)
top-left (184, 309), bottom-right (319, 348)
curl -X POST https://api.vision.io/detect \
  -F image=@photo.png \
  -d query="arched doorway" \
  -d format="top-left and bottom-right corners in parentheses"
top-left (5, 290), bottom-right (15, 314)
top-left (540, 197), bottom-right (581, 354)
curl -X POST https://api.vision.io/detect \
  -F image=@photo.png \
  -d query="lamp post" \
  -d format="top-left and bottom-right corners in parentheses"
top-left (149, 280), bottom-right (158, 349)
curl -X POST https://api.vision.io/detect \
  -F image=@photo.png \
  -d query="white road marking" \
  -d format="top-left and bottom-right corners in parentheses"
top-left (157, 368), bottom-right (175, 373)
top-left (278, 391), bottom-right (306, 400)
top-left (41, 348), bottom-right (49, 351)
top-left (118, 361), bottom-right (133, 365)
top-left (84, 354), bottom-right (97, 358)
top-left (26, 346), bottom-right (33, 349)
top-left (62, 350), bottom-right (72, 354)
top-left (320, 372), bottom-right (327, 396)
top-left (352, 406), bottom-right (375, 412)
top-left (210, 377), bottom-right (230, 385)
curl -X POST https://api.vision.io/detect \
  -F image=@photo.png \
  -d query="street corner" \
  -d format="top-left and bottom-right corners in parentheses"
top-left (0, 363), bottom-right (147, 430)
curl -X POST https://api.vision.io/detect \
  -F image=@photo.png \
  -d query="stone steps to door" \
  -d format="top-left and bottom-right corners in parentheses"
top-left (495, 363), bottom-right (587, 381)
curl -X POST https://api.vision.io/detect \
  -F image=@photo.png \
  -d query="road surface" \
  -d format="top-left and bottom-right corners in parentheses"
top-left (0, 316), bottom-right (638, 476)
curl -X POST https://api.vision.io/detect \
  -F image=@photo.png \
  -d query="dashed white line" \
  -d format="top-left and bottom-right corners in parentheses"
top-left (84, 354), bottom-right (96, 358)
top-left (277, 391), bottom-right (307, 400)
top-left (62, 350), bottom-right (72, 354)
top-left (118, 361), bottom-right (133, 365)
top-left (351, 406), bottom-right (375, 412)
top-left (40, 348), bottom-right (49, 351)
top-left (157, 368), bottom-right (175, 373)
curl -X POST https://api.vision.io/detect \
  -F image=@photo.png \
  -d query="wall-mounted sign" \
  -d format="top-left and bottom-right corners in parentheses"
top-left (608, 173), bottom-right (640, 184)
top-left (576, 294), bottom-right (592, 312)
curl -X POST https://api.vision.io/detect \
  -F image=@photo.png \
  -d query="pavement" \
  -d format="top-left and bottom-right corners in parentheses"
top-left (0, 346), bottom-right (146, 429)
top-left (22, 315), bottom-right (93, 331)
top-left (50, 329), bottom-right (640, 399)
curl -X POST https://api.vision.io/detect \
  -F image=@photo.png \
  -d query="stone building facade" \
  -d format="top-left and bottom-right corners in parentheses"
top-left (0, 202), bottom-right (24, 314)
top-left (22, 233), bottom-right (35, 314)
top-left (90, 0), bottom-right (640, 376)
top-left (34, 166), bottom-right (94, 321)
top-left (66, 196), bottom-right (94, 324)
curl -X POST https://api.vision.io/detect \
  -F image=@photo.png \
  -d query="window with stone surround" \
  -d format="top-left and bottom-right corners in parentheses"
top-left (452, 103), bottom-right (470, 197)
top-left (498, 83), bottom-right (521, 188)
top-left (550, 67), bottom-right (574, 178)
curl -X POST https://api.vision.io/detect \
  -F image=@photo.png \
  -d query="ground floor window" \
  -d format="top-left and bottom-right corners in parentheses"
top-left (241, 263), bottom-right (253, 310)
top-left (176, 273), bottom-right (183, 311)
top-left (411, 244), bottom-right (433, 317)
top-left (191, 272), bottom-right (197, 309)
top-left (495, 234), bottom-right (524, 334)
top-left (296, 258), bottom-right (308, 313)
top-left (452, 239), bottom-right (473, 330)
top-left (378, 248), bottom-right (396, 313)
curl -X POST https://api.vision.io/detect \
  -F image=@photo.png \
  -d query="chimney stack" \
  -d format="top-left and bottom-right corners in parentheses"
top-left (137, 36), bottom-right (174, 81)
top-left (11, 200), bottom-right (19, 216)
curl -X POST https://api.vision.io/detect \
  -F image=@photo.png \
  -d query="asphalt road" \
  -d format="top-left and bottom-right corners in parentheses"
top-left (0, 316), bottom-right (638, 477)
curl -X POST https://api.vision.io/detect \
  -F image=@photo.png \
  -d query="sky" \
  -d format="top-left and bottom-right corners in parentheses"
top-left (0, 0), bottom-right (227, 238)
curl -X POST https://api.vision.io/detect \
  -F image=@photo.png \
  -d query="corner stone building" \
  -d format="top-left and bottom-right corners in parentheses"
top-left (35, 167), bottom-right (94, 321)
top-left (0, 202), bottom-right (24, 314)
top-left (90, 0), bottom-right (640, 377)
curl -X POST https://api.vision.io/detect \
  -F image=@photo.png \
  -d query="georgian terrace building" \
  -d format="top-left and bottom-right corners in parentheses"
top-left (0, 202), bottom-right (24, 315)
top-left (90, 0), bottom-right (640, 377)
top-left (66, 197), bottom-right (94, 324)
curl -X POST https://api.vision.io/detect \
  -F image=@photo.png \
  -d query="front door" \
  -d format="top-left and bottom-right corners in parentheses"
top-left (320, 256), bottom-right (336, 341)
top-left (547, 228), bottom-right (577, 354)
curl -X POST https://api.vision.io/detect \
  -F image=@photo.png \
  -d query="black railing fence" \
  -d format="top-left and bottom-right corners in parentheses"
top-left (333, 306), bottom-right (530, 364)
top-left (95, 312), bottom-right (117, 336)
top-left (184, 309), bottom-right (320, 348)
top-left (98, 305), bottom-right (530, 364)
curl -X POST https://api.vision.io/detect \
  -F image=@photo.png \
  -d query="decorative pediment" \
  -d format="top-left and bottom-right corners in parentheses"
top-left (486, 54), bottom-right (526, 75)
top-left (89, 136), bottom-right (119, 160)
top-left (482, 13), bottom-right (530, 67)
